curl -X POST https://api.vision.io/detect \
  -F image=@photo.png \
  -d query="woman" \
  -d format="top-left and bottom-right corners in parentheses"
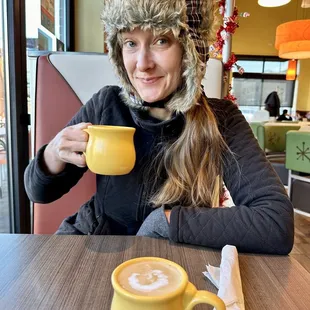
top-left (24, 0), bottom-right (294, 254)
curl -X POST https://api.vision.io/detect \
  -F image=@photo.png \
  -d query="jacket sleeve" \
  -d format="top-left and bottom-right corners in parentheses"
top-left (24, 86), bottom-right (111, 204)
top-left (169, 100), bottom-right (294, 255)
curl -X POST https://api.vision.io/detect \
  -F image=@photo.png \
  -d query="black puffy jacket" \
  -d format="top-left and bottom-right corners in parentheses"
top-left (24, 86), bottom-right (294, 254)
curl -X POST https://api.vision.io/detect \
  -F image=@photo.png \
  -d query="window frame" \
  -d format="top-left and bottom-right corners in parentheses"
top-left (3, 0), bottom-right (30, 233)
top-left (66, 0), bottom-right (75, 51)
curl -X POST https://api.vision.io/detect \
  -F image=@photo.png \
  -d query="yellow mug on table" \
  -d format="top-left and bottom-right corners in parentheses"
top-left (83, 125), bottom-right (136, 175)
top-left (111, 257), bottom-right (226, 310)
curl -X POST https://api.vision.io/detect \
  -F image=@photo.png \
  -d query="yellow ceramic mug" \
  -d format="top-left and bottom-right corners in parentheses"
top-left (83, 125), bottom-right (136, 175)
top-left (111, 257), bottom-right (226, 310)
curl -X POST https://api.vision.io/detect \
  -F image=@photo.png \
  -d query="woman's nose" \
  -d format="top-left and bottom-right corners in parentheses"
top-left (136, 49), bottom-right (155, 71)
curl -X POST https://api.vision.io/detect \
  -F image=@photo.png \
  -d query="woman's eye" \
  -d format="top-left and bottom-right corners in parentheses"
top-left (124, 41), bottom-right (136, 48)
top-left (156, 38), bottom-right (168, 45)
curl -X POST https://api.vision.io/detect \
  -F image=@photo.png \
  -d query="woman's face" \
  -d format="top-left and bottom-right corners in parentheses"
top-left (121, 28), bottom-right (183, 103)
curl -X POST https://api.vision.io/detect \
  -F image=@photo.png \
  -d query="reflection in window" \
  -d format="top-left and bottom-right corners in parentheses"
top-left (26, 0), bottom-right (67, 52)
top-left (25, 0), bottom-right (69, 155)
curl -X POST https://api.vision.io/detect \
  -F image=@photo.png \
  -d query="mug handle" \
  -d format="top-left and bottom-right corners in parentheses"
top-left (82, 128), bottom-right (89, 157)
top-left (184, 282), bottom-right (226, 310)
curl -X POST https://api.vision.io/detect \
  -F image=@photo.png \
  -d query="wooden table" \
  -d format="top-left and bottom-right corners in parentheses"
top-left (1, 235), bottom-right (310, 310)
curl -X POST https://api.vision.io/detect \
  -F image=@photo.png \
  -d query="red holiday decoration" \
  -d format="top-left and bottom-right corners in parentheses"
top-left (224, 92), bottom-right (238, 105)
top-left (223, 53), bottom-right (238, 71)
top-left (225, 20), bottom-right (239, 34)
top-left (210, 2), bottom-right (246, 57)
top-left (210, 0), bottom-right (250, 104)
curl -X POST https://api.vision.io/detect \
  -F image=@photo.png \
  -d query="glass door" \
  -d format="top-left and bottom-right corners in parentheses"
top-left (0, 0), bottom-right (73, 233)
top-left (25, 1), bottom-right (73, 232)
top-left (1, 0), bottom-right (30, 233)
top-left (0, 0), bottom-right (9, 232)
top-left (26, 0), bottom-right (69, 53)
top-left (26, 0), bottom-right (71, 160)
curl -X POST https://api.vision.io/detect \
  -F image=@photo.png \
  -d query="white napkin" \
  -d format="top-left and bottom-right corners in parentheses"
top-left (203, 245), bottom-right (245, 310)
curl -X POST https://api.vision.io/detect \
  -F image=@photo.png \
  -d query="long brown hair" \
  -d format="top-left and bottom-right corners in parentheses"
top-left (151, 95), bottom-right (227, 208)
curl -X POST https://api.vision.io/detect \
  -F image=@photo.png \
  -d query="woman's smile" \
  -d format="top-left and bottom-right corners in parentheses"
top-left (137, 77), bottom-right (163, 84)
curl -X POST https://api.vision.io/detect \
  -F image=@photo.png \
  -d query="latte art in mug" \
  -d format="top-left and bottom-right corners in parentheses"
top-left (111, 257), bottom-right (226, 309)
top-left (118, 261), bottom-right (182, 296)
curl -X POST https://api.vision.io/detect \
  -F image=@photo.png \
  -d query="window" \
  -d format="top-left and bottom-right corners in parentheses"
top-left (25, 1), bottom-right (73, 145)
top-left (0, 0), bottom-right (73, 233)
top-left (0, 0), bottom-right (9, 233)
top-left (26, 0), bottom-right (69, 52)
top-left (232, 56), bottom-right (295, 121)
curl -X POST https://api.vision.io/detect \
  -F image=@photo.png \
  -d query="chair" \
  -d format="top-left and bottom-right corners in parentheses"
top-left (30, 52), bottom-right (224, 234)
top-left (249, 122), bottom-right (265, 150)
top-left (249, 123), bottom-right (301, 185)
top-left (286, 130), bottom-right (310, 213)
top-left (265, 124), bottom-right (301, 184)
top-left (31, 52), bottom-right (119, 234)
top-left (264, 124), bottom-right (301, 153)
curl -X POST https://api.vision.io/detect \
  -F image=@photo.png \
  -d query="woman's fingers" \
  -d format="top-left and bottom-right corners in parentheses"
top-left (43, 122), bottom-right (92, 173)
top-left (56, 124), bottom-right (91, 166)
top-left (59, 150), bottom-right (87, 168)
top-left (57, 140), bottom-right (88, 155)
top-left (62, 122), bottom-right (92, 142)
top-left (57, 141), bottom-right (88, 166)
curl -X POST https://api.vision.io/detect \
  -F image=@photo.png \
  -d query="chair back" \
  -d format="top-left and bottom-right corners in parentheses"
top-left (249, 122), bottom-right (265, 150)
top-left (30, 52), bottom-right (223, 234)
top-left (286, 131), bottom-right (310, 173)
top-left (264, 124), bottom-right (300, 152)
top-left (31, 52), bottom-right (118, 234)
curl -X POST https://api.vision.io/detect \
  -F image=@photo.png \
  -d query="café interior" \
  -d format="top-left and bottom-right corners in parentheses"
top-left (0, 0), bottom-right (310, 309)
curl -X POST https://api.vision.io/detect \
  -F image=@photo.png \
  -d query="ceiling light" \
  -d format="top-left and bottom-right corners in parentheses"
top-left (258, 0), bottom-right (291, 7)
top-left (301, 0), bottom-right (310, 8)
top-left (286, 59), bottom-right (297, 81)
top-left (275, 20), bottom-right (310, 59)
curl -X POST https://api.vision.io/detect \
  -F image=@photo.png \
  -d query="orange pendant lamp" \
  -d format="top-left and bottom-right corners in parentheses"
top-left (286, 59), bottom-right (297, 80)
top-left (275, 20), bottom-right (310, 59)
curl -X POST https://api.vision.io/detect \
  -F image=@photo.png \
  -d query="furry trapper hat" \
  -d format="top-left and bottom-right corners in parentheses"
top-left (102, 0), bottom-right (216, 113)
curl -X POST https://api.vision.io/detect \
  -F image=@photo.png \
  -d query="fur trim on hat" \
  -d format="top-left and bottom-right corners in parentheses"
top-left (101, 0), bottom-right (216, 113)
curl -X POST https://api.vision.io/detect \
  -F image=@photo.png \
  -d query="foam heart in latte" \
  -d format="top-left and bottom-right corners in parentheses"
top-left (117, 260), bottom-right (182, 296)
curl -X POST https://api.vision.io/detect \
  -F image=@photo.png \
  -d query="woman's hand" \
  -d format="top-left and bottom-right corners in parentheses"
top-left (43, 122), bottom-right (92, 175)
